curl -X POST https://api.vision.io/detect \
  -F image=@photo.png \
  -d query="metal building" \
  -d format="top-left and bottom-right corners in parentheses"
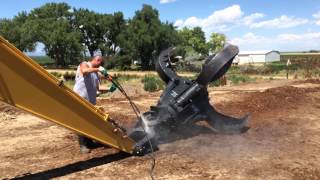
top-left (234, 50), bottom-right (280, 64)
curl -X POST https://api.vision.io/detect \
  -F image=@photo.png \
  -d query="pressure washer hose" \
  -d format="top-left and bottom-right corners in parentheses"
top-left (109, 77), bottom-right (156, 180)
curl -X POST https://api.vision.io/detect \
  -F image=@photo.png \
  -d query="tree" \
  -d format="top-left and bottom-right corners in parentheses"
top-left (0, 12), bottom-right (36, 52)
top-left (192, 27), bottom-right (208, 55)
top-left (178, 27), bottom-right (208, 56)
top-left (29, 3), bottom-right (83, 66)
top-left (156, 22), bottom-right (181, 55)
top-left (1, 2), bottom-right (196, 69)
top-left (208, 32), bottom-right (226, 54)
top-left (125, 5), bottom-right (161, 70)
top-left (124, 4), bottom-right (180, 70)
top-left (98, 12), bottom-right (126, 56)
top-left (72, 8), bottom-right (101, 57)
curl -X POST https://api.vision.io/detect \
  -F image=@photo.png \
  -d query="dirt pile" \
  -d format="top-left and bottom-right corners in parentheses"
top-left (293, 78), bottom-right (320, 84)
top-left (242, 86), bottom-right (307, 112)
top-left (218, 84), bottom-right (319, 115)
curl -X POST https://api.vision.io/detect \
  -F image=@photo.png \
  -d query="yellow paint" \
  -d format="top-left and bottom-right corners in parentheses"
top-left (0, 36), bottom-right (135, 154)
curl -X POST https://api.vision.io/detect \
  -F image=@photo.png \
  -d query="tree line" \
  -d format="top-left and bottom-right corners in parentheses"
top-left (0, 3), bottom-right (226, 70)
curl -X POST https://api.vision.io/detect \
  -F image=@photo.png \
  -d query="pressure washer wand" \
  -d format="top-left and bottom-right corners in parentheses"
top-left (106, 75), bottom-right (156, 180)
top-left (109, 77), bottom-right (140, 116)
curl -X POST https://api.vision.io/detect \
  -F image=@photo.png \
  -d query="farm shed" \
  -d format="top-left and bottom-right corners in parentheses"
top-left (280, 52), bottom-right (320, 67)
top-left (234, 50), bottom-right (280, 64)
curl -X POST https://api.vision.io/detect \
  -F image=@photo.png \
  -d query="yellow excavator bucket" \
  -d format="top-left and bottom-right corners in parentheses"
top-left (0, 36), bottom-right (136, 154)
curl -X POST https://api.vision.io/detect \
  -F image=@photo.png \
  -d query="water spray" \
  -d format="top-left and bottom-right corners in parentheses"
top-left (106, 76), bottom-right (156, 180)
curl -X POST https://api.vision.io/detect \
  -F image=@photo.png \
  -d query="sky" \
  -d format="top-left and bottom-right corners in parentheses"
top-left (1, 0), bottom-right (320, 54)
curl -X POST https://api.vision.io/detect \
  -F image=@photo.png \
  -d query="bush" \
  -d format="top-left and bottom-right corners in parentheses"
top-left (155, 78), bottom-right (165, 90)
top-left (238, 63), bottom-right (300, 75)
top-left (31, 56), bottom-right (54, 66)
top-left (303, 68), bottom-right (320, 78)
top-left (176, 61), bottom-right (202, 72)
top-left (209, 80), bottom-right (221, 87)
top-left (228, 74), bottom-right (255, 85)
top-left (266, 62), bottom-right (286, 73)
top-left (143, 76), bottom-right (157, 92)
top-left (142, 75), bottom-right (164, 92)
top-left (176, 49), bottom-right (205, 72)
top-left (50, 71), bottom-right (62, 78)
top-left (63, 71), bottom-right (76, 81)
top-left (227, 65), bottom-right (240, 74)
top-left (239, 65), bottom-right (262, 74)
top-left (209, 76), bottom-right (227, 87)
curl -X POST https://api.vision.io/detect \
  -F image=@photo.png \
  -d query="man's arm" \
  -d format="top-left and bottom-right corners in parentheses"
top-left (97, 72), bottom-right (107, 80)
top-left (80, 63), bottom-right (99, 75)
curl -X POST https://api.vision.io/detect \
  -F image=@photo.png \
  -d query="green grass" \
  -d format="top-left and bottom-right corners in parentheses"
top-left (228, 74), bottom-right (256, 85)
top-left (64, 80), bottom-right (75, 89)
top-left (113, 74), bottom-right (140, 83)
top-left (142, 75), bottom-right (165, 92)
top-left (50, 71), bottom-right (63, 78)
top-left (266, 62), bottom-right (286, 73)
top-left (209, 80), bottom-right (221, 87)
top-left (236, 62), bottom-right (300, 75)
top-left (227, 65), bottom-right (241, 74)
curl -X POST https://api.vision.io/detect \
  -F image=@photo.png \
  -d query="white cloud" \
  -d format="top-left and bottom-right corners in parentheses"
top-left (174, 4), bottom-right (312, 38)
top-left (174, 4), bottom-right (315, 50)
top-left (175, 5), bottom-right (243, 28)
top-left (313, 11), bottom-right (320, 19)
top-left (174, 5), bottom-right (253, 34)
top-left (277, 34), bottom-right (301, 41)
top-left (276, 32), bottom-right (320, 50)
top-left (242, 13), bottom-right (265, 25)
top-left (230, 32), bottom-right (320, 51)
top-left (278, 32), bottom-right (320, 41)
top-left (160, 0), bottom-right (176, 4)
top-left (313, 11), bottom-right (320, 25)
top-left (203, 4), bottom-right (243, 25)
top-left (175, 4), bottom-right (310, 35)
top-left (184, 16), bottom-right (202, 27)
top-left (229, 33), bottom-right (268, 45)
top-left (174, 19), bottom-right (184, 27)
top-left (249, 15), bottom-right (309, 28)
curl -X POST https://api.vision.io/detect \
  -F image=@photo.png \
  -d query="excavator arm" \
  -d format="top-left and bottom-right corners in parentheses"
top-left (0, 36), bottom-right (136, 154)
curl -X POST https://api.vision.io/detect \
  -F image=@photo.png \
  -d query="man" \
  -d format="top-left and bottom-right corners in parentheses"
top-left (73, 55), bottom-right (111, 153)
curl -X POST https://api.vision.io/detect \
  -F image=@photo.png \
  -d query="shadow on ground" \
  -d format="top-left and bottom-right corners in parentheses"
top-left (10, 152), bottom-right (130, 180)
top-left (9, 124), bottom-right (231, 180)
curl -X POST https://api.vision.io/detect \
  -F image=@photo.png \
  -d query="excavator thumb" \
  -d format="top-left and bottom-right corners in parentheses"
top-left (129, 44), bottom-right (249, 155)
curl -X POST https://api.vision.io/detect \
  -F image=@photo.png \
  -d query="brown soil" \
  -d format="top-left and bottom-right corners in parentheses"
top-left (1, 79), bottom-right (320, 180)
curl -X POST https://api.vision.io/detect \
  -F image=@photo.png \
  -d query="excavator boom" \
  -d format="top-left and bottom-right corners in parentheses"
top-left (0, 36), bottom-right (136, 154)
